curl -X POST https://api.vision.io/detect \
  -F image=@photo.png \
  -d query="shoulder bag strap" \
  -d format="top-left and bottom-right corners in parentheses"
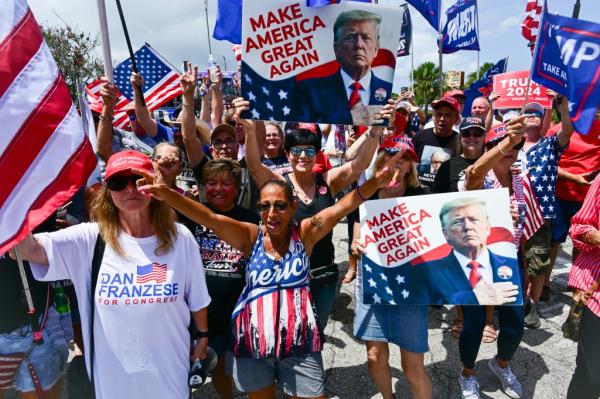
top-left (90, 233), bottom-right (105, 398)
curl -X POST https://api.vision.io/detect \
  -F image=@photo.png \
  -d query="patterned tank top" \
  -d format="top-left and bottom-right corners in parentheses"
top-left (231, 226), bottom-right (322, 359)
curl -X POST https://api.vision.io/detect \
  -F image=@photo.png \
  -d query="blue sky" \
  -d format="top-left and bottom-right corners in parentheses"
top-left (28, 0), bottom-right (600, 92)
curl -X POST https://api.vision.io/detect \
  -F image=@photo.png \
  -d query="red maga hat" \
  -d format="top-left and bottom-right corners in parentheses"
top-left (105, 150), bottom-right (153, 180)
top-left (378, 136), bottom-right (418, 161)
top-left (431, 96), bottom-right (461, 113)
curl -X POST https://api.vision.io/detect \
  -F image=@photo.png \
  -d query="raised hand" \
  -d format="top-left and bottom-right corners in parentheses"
top-left (99, 77), bottom-right (119, 110)
top-left (180, 64), bottom-right (198, 99)
top-left (130, 72), bottom-right (144, 88)
top-left (133, 168), bottom-right (170, 201)
top-left (373, 151), bottom-right (403, 189)
top-left (231, 97), bottom-right (255, 131)
top-left (505, 114), bottom-right (526, 146)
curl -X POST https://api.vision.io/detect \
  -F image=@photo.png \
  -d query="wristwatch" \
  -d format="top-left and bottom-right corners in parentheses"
top-left (192, 330), bottom-right (209, 339)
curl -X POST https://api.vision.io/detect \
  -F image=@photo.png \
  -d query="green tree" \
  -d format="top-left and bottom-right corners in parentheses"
top-left (411, 62), bottom-right (441, 114)
top-left (41, 24), bottom-right (104, 102)
top-left (464, 62), bottom-right (495, 88)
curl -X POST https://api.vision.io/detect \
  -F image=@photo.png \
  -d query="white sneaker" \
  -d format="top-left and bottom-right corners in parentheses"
top-left (488, 357), bottom-right (523, 398)
top-left (459, 373), bottom-right (481, 399)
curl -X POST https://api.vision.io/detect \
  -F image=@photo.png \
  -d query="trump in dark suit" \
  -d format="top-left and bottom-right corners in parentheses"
top-left (292, 9), bottom-right (392, 125)
top-left (410, 197), bottom-right (521, 305)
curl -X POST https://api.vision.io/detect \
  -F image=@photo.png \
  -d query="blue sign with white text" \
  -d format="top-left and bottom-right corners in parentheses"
top-left (442, 0), bottom-right (480, 54)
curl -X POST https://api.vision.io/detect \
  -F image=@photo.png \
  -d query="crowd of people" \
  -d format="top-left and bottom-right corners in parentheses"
top-left (2, 59), bottom-right (600, 399)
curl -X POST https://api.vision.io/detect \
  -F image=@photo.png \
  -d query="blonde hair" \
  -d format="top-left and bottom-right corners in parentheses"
top-left (90, 186), bottom-right (177, 256)
top-left (374, 151), bottom-right (420, 189)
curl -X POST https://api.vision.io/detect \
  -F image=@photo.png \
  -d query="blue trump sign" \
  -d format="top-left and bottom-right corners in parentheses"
top-left (442, 0), bottom-right (479, 54)
top-left (532, 10), bottom-right (600, 134)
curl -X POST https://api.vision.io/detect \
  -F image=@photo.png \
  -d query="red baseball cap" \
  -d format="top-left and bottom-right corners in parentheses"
top-left (298, 123), bottom-right (320, 134)
top-left (105, 150), bottom-right (153, 180)
top-left (432, 96), bottom-right (461, 114)
top-left (444, 89), bottom-right (465, 99)
top-left (484, 124), bottom-right (509, 146)
top-left (378, 136), bottom-right (418, 161)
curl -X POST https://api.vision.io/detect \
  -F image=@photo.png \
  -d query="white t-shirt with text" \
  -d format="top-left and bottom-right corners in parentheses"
top-left (31, 222), bottom-right (210, 399)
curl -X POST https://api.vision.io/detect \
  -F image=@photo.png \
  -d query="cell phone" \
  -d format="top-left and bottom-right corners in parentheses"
top-left (222, 77), bottom-right (240, 103)
top-left (401, 86), bottom-right (409, 93)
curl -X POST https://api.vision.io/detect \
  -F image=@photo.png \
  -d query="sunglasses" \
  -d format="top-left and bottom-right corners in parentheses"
top-left (524, 111), bottom-right (543, 118)
top-left (257, 201), bottom-right (289, 213)
top-left (106, 175), bottom-right (142, 192)
top-left (289, 147), bottom-right (316, 157)
top-left (487, 139), bottom-right (524, 152)
top-left (460, 130), bottom-right (485, 138)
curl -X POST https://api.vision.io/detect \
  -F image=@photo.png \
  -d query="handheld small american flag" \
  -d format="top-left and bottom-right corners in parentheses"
top-left (513, 173), bottom-right (544, 241)
top-left (521, 0), bottom-right (543, 47)
top-left (0, 0), bottom-right (97, 254)
top-left (136, 263), bottom-right (168, 284)
top-left (86, 43), bottom-right (181, 130)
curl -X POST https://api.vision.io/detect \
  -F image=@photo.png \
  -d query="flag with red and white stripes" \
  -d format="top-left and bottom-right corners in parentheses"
top-left (513, 173), bottom-right (544, 241)
top-left (521, 0), bottom-right (543, 44)
top-left (86, 43), bottom-right (181, 129)
top-left (0, 0), bottom-right (97, 254)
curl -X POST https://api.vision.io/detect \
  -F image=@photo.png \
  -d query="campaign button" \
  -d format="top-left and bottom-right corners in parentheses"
top-left (497, 265), bottom-right (513, 280)
top-left (374, 87), bottom-right (387, 101)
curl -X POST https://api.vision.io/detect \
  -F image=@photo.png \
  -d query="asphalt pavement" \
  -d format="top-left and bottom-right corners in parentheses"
top-left (195, 218), bottom-right (578, 399)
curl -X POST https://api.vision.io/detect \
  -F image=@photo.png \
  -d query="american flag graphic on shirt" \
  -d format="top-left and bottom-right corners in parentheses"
top-left (136, 263), bottom-right (167, 284)
top-left (232, 228), bottom-right (321, 359)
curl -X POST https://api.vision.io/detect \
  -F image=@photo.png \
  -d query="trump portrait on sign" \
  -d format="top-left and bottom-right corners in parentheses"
top-left (292, 10), bottom-right (392, 125)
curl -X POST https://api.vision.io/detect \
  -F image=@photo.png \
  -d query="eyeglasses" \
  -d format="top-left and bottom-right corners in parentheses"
top-left (289, 147), bottom-right (316, 157)
top-left (106, 175), bottom-right (141, 192)
top-left (212, 137), bottom-right (236, 147)
top-left (460, 130), bottom-right (485, 138)
top-left (257, 201), bottom-right (289, 213)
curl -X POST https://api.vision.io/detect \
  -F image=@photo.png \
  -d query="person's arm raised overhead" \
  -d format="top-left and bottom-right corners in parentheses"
top-left (96, 78), bottom-right (118, 162)
top-left (231, 97), bottom-right (282, 188)
top-left (210, 66), bottom-right (224, 128)
top-left (464, 115), bottom-right (526, 190)
top-left (131, 72), bottom-right (159, 137)
top-left (180, 64), bottom-right (205, 168)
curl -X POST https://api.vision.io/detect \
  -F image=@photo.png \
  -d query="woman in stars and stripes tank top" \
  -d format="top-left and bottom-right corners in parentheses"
top-left (136, 153), bottom-right (402, 397)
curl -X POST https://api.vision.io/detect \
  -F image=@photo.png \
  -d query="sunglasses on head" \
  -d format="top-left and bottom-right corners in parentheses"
top-left (289, 146), bottom-right (316, 157)
top-left (257, 201), bottom-right (289, 213)
top-left (460, 130), bottom-right (485, 138)
top-left (106, 175), bottom-right (142, 192)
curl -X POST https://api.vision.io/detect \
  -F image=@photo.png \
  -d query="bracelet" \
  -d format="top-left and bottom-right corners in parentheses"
top-left (182, 102), bottom-right (194, 108)
top-left (192, 330), bottom-right (209, 339)
top-left (98, 114), bottom-right (113, 121)
top-left (355, 186), bottom-right (368, 201)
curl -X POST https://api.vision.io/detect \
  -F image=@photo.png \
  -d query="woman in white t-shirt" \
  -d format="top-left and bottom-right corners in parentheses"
top-left (11, 150), bottom-right (211, 399)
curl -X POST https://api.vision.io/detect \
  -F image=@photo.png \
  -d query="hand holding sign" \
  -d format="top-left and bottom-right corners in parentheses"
top-left (473, 280), bottom-right (519, 305)
top-left (231, 97), bottom-right (256, 133)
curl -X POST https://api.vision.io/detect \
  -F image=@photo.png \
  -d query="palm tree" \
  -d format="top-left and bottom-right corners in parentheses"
top-left (464, 62), bottom-right (495, 88)
top-left (411, 62), bottom-right (441, 115)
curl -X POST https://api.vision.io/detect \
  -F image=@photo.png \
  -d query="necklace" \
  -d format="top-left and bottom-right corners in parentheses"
top-left (289, 174), bottom-right (314, 204)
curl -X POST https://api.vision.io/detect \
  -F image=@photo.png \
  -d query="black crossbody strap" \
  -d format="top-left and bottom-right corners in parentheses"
top-left (90, 233), bottom-right (105, 399)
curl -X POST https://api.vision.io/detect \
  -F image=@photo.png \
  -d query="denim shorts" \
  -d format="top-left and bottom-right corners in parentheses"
top-left (227, 352), bottom-right (325, 397)
top-left (354, 300), bottom-right (429, 353)
top-left (0, 307), bottom-right (69, 392)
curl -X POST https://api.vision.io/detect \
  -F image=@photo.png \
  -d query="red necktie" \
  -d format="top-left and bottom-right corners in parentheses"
top-left (349, 81), bottom-right (363, 109)
top-left (467, 260), bottom-right (482, 288)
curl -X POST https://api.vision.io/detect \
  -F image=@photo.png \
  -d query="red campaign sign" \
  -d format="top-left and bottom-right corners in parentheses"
top-left (492, 70), bottom-right (552, 110)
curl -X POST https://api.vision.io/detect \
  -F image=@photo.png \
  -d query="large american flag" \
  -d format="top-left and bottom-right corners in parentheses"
top-left (521, 0), bottom-right (544, 45)
top-left (0, 0), bottom-right (97, 254)
top-left (136, 263), bottom-right (168, 284)
top-left (86, 43), bottom-right (181, 130)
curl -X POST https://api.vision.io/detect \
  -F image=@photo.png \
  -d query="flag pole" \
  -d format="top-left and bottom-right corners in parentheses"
top-left (438, 0), bottom-right (443, 97)
top-left (205, 0), bottom-right (213, 55)
top-left (476, 2), bottom-right (480, 80)
top-left (572, 0), bottom-right (581, 18)
top-left (521, 1), bottom-right (546, 113)
top-left (14, 247), bottom-right (44, 345)
top-left (95, 0), bottom-right (113, 82)
top-left (114, 0), bottom-right (146, 106)
top-left (411, 35), bottom-right (415, 93)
